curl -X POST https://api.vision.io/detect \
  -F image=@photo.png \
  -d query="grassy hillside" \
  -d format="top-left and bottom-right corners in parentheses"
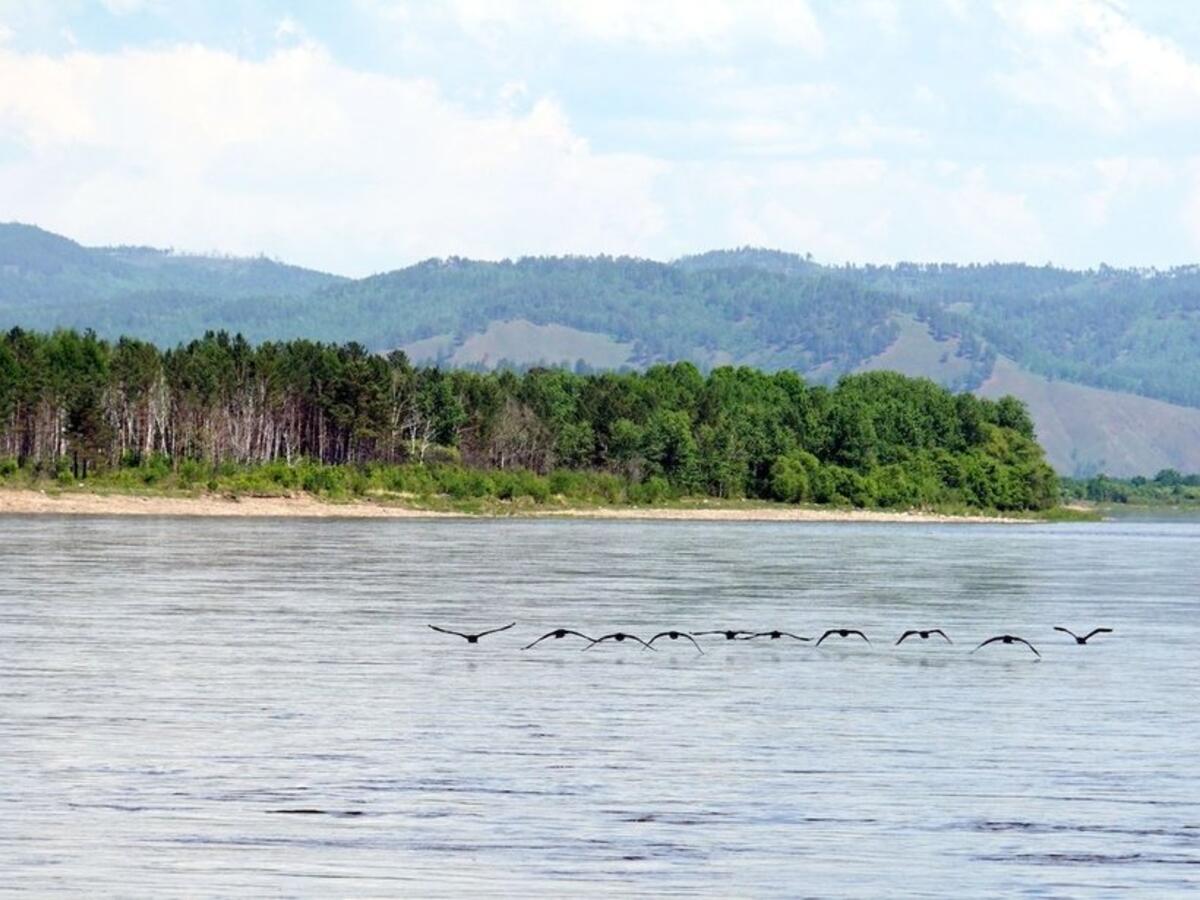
top-left (978, 357), bottom-right (1200, 477)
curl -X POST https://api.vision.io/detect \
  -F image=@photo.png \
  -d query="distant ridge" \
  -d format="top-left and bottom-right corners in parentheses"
top-left (3, 222), bottom-right (1200, 475)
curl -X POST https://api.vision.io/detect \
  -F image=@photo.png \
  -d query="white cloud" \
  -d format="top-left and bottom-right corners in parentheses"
top-left (0, 24), bottom-right (1195, 274)
top-left (0, 22), bottom-right (12, 44)
top-left (0, 43), bottom-right (666, 275)
top-left (662, 159), bottom-right (1049, 265)
top-left (995, 0), bottom-right (1200, 131)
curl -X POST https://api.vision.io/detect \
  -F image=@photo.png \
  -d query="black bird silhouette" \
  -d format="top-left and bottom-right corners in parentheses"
top-left (648, 631), bottom-right (704, 653)
top-left (522, 628), bottom-right (598, 650)
top-left (896, 629), bottom-right (952, 645)
top-left (972, 634), bottom-right (1040, 657)
top-left (692, 629), bottom-right (753, 640)
top-left (815, 628), bottom-right (871, 646)
top-left (1054, 626), bottom-right (1113, 645)
top-left (741, 630), bottom-right (811, 642)
top-left (584, 632), bottom-right (656, 651)
top-left (427, 622), bottom-right (516, 644)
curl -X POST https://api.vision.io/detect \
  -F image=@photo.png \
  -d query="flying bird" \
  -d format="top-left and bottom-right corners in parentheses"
top-left (815, 628), bottom-right (871, 646)
top-left (427, 622), bottom-right (516, 644)
top-left (741, 630), bottom-right (811, 642)
top-left (584, 632), bottom-right (656, 651)
top-left (896, 629), bottom-right (952, 645)
top-left (692, 629), bottom-right (754, 641)
top-left (1054, 626), bottom-right (1113, 645)
top-left (971, 634), bottom-right (1040, 657)
top-left (522, 628), bottom-right (598, 650)
top-left (648, 631), bottom-right (704, 653)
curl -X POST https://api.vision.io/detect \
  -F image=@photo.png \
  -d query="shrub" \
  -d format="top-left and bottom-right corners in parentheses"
top-left (440, 468), bottom-right (494, 499)
top-left (140, 453), bottom-right (172, 485)
top-left (631, 475), bottom-right (671, 504)
top-left (177, 458), bottom-right (208, 487)
top-left (770, 453), bottom-right (811, 503)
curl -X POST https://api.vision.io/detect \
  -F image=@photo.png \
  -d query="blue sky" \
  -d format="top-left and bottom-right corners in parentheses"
top-left (1, 0), bottom-right (1198, 275)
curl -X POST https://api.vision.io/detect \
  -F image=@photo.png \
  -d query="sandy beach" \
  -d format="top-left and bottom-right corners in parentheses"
top-left (0, 488), bottom-right (1026, 523)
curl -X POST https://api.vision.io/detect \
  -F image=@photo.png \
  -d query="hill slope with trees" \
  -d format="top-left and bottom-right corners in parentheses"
top-left (4, 223), bottom-right (1200, 475)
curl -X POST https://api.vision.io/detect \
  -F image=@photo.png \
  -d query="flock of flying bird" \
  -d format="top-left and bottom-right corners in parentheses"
top-left (426, 623), bottom-right (1114, 657)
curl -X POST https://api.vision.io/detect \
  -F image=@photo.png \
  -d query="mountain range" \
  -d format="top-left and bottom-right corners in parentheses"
top-left (4, 221), bottom-right (1200, 477)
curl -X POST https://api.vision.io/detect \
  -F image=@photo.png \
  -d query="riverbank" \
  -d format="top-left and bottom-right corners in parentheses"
top-left (0, 487), bottom-right (1063, 523)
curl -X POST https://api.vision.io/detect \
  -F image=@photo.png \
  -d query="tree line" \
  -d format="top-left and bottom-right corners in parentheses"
top-left (1062, 469), bottom-right (1200, 505)
top-left (0, 328), bottom-right (1059, 510)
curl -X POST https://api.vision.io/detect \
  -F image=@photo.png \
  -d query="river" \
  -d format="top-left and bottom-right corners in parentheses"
top-left (1, 515), bottom-right (1197, 896)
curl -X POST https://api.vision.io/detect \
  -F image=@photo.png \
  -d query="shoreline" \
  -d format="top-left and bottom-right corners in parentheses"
top-left (0, 488), bottom-right (1031, 524)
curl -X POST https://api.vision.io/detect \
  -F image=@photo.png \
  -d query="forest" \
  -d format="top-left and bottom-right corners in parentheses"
top-left (0, 328), bottom-right (1059, 511)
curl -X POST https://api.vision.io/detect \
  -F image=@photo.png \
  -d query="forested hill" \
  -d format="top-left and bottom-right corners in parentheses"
top-left (0, 222), bottom-right (344, 322)
top-left (5, 223), bottom-right (1200, 475)
top-left (684, 249), bottom-right (1200, 408)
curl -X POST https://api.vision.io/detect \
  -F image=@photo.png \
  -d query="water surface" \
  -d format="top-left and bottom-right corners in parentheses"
top-left (2, 516), bottom-right (1198, 896)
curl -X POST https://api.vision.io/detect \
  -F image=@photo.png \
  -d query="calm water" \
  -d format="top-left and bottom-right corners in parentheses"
top-left (1, 515), bottom-right (1198, 897)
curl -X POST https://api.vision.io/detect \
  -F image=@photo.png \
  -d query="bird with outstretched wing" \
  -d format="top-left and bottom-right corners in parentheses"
top-left (427, 622), bottom-right (516, 644)
top-left (648, 631), bottom-right (704, 653)
top-left (584, 632), bottom-right (656, 651)
top-left (1054, 626), bottom-right (1112, 645)
top-left (522, 628), bottom-right (598, 650)
top-left (971, 634), bottom-right (1040, 657)
top-left (815, 628), bottom-right (871, 646)
top-left (896, 629), bottom-right (952, 645)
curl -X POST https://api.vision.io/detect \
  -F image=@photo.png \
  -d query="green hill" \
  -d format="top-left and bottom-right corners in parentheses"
top-left (4, 223), bottom-right (1200, 476)
top-left (0, 222), bottom-right (344, 336)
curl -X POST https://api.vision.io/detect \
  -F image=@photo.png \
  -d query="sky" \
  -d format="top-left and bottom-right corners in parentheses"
top-left (1, 0), bottom-right (1198, 276)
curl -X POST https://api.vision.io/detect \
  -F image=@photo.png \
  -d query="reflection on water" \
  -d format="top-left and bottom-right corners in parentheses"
top-left (1, 516), bottom-right (1198, 895)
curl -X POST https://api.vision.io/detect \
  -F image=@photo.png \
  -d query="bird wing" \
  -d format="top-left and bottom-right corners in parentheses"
top-left (896, 630), bottom-right (917, 645)
top-left (850, 630), bottom-right (871, 643)
top-left (678, 633), bottom-right (704, 653)
top-left (931, 629), bottom-right (953, 644)
top-left (972, 636), bottom-right (1003, 653)
top-left (779, 632), bottom-right (811, 642)
top-left (1014, 637), bottom-right (1041, 657)
top-left (815, 629), bottom-right (836, 646)
top-left (651, 632), bottom-right (703, 653)
top-left (691, 631), bottom-right (721, 636)
top-left (626, 634), bottom-right (657, 651)
top-left (582, 633), bottom-right (617, 650)
top-left (428, 624), bottom-right (468, 639)
top-left (477, 622), bottom-right (517, 638)
top-left (1083, 628), bottom-right (1113, 641)
top-left (1054, 626), bottom-right (1078, 639)
top-left (522, 631), bottom-right (558, 650)
top-left (561, 629), bottom-right (598, 643)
